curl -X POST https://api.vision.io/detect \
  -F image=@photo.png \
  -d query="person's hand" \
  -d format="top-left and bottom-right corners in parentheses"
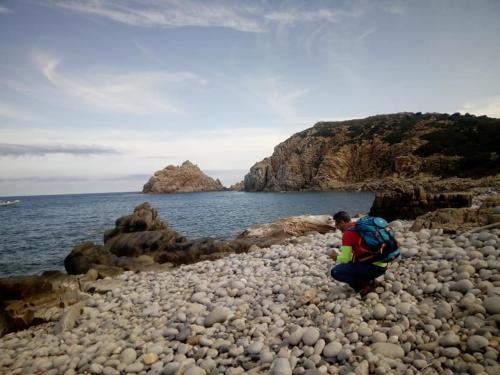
top-left (329, 251), bottom-right (337, 261)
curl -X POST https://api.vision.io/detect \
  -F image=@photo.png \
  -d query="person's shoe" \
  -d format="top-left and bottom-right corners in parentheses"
top-left (358, 281), bottom-right (376, 296)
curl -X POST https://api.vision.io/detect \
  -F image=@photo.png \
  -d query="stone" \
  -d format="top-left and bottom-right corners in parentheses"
top-left (450, 280), bottom-right (474, 293)
top-left (302, 327), bottom-right (320, 346)
top-left (370, 343), bottom-right (405, 358)
top-left (247, 341), bottom-right (264, 355)
top-left (439, 332), bottom-right (460, 347)
top-left (288, 328), bottom-right (305, 346)
top-left (89, 363), bottom-right (103, 374)
top-left (183, 366), bottom-right (207, 375)
top-left (124, 362), bottom-right (144, 373)
top-left (323, 342), bottom-right (342, 357)
top-left (271, 357), bottom-right (292, 375)
top-left (373, 304), bottom-right (387, 319)
top-left (467, 335), bottom-right (489, 352)
top-left (435, 302), bottom-right (453, 319)
top-left (483, 297), bottom-right (500, 314)
top-left (441, 347), bottom-right (460, 358)
top-left (143, 353), bottom-right (158, 365)
top-left (204, 307), bottom-right (231, 326)
top-left (119, 348), bottom-right (137, 365)
top-left (54, 301), bottom-right (85, 335)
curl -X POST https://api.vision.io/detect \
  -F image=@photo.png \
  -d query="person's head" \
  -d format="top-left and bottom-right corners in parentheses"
top-left (333, 211), bottom-right (351, 232)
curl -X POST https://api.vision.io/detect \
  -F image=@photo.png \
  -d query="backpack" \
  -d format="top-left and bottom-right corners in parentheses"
top-left (349, 216), bottom-right (400, 263)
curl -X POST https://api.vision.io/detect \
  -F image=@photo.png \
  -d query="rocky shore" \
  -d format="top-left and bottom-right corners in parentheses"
top-left (1, 213), bottom-right (499, 374)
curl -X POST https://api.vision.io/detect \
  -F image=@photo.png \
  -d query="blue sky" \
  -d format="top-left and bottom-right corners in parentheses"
top-left (1, 0), bottom-right (499, 196)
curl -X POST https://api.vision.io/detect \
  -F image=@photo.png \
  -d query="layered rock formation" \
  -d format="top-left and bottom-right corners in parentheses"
top-left (244, 112), bottom-right (500, 191)
top-left (369, 187), bottom-right (473, 222)
top-left (143, 161), bottom-right (225, 193)
top-left (64, 203), bottom-right (341, 276)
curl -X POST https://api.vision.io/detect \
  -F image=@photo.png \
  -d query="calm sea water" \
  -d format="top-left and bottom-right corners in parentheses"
top-left (0, 191), bottom-right (374, 277)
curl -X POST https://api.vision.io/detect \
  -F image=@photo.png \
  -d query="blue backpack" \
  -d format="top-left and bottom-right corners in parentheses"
top-left (350, 216), bottom-right (400, 263)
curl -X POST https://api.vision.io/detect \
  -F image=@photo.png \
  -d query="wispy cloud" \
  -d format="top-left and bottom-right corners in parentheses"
top-left (460, 97), bottom-right (500, 118)
top-left (262, 77), bottom-right (310, 124)
top-left (33, 52), bottom-right (204, 115)
top-left (357, 27), bottom-right (377, 41)
top-left (0, 5), bottom-right (12, 14)
top-left (47, 0), bottom-right (266, 32)
top-left (0, 176), bottom-right (87, 183)
top-left (0, 102), bottom-right (35, 121)
top-left (265, 8), bottom-right (358, 25)
top-left (0, 143), bottom-right (118, 157)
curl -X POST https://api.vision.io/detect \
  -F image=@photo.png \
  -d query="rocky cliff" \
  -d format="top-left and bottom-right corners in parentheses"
top-left (143, 161), bottom-right (225, 193)
top-left (244, 112), bottom-right (500, 191)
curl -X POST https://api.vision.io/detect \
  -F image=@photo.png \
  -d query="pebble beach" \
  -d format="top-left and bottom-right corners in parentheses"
top-left (1, 221), bottom-right (499, 375)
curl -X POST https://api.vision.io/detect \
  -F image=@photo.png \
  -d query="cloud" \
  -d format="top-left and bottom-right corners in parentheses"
top-left (0, 143), bottom-right (118, 157)
top-left (47, 0), bottom-right (266, 32)
top-left (356, 27), bottom-right (377, 41)
top-left (33, 52), bottom-right (204, 115)
top-left (260, 76), bottom-right (310, 124)
top-left (0, 176), bottom-right (87, 183)
top-left (460, 97), bottom-right (500, 118)
top-left (0, 5), bottom-right (12, 14)
top-left (265, 8), bottom-right (357, 25)
top-left (0, 102), bottom-right (35, 121)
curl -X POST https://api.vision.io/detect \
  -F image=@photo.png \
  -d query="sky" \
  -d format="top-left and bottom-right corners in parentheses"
top-left (0, 0), bottom-right (499, 196)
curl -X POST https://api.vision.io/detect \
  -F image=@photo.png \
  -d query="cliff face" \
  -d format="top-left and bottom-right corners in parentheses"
top-left (244, 112), bottom-right (500, 191)
top-left (143, 161), bottom-right (225, 193)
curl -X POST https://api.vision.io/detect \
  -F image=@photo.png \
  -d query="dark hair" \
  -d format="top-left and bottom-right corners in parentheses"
top-left (333, 211), bottom-right (351, 223)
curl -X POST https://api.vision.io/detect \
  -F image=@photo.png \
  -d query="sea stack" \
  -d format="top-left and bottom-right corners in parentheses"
top-left (142, 160), bottom-right (225, 193)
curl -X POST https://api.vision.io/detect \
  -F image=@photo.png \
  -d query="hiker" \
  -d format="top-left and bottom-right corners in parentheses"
top-left (330, 211), bottom-right (399, 295)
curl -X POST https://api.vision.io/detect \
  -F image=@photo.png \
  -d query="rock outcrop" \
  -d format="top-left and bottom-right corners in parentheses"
top-left (244, 112), bottom-right (500, 191)
top-left (369, 187), bottom-right (473, 221)
top-left (410, 193), bottom-right (500, 233)
top-left (0, 270), bottom-right (94, 336)
top-left (143, 161), bottom-right (225, 193)
top-left (229, 180), bottom-right (244, 191)
top-left (64, 203), bottom-right (186, 274)
top-left (237, 215), bottom-right (335, 240)
top-left (65, 203), bottom-right (342, 276)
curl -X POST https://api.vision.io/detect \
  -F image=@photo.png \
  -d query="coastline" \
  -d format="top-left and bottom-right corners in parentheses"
top-left (1, 219), bottom-right (499, 374)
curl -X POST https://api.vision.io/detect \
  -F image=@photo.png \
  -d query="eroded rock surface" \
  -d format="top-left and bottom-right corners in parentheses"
top-left (369, 187), bottom-right (472, 221)
top-left (243, 112), bottom-right (500, 191)
top-left (143, 160), bottom-right (225, 193)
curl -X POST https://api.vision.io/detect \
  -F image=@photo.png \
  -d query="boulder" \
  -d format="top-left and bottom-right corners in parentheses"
top-left (143, 160), bottom-right (226, 193)
top-left (410, 208), bottom-right (483, 233)
top-left (64, 241), bottom-right (115, 275)
top-left (369, 187), bottom-right (472, 221)
top-left (237, 215), bottom-right (335, 240)
top-left (65, 203), bottom-right (187, 274)
top-left (0, 271), bottom-right (87, 335)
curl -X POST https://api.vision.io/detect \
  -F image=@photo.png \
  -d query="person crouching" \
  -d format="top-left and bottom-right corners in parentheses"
top-left (330, 211), bottom-right (388, 295)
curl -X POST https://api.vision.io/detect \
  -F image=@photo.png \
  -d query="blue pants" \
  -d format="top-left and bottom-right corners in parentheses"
top-left (330, 263), bottom-right (386, 291)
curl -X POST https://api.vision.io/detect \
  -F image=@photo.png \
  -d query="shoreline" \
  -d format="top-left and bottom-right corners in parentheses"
top-left (1, 220), bottom-right (499, 374)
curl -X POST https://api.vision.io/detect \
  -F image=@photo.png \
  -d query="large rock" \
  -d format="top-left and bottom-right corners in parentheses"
top-left (0, 271), bottom-right (88, 335)
top-left (243, 112), bottom-right (500, 191)
top-left (66, 203), bottom-right (337, 275)
top-left (410, 208), bottom-right (483, 233)
top-left (369, 187), bottom-right (472, 221)
top-left (237, 215), bottom-right (335, 240)
top-left (64, 241), bottom-right (115, 275)
top-left (143, 160), bottom-right (225, 193)
top-left (65, 203), bottom-right (186, 274)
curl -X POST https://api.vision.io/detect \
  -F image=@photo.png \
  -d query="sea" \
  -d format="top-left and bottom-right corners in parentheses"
top-left (0, 191), bottom-right (374, 277)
